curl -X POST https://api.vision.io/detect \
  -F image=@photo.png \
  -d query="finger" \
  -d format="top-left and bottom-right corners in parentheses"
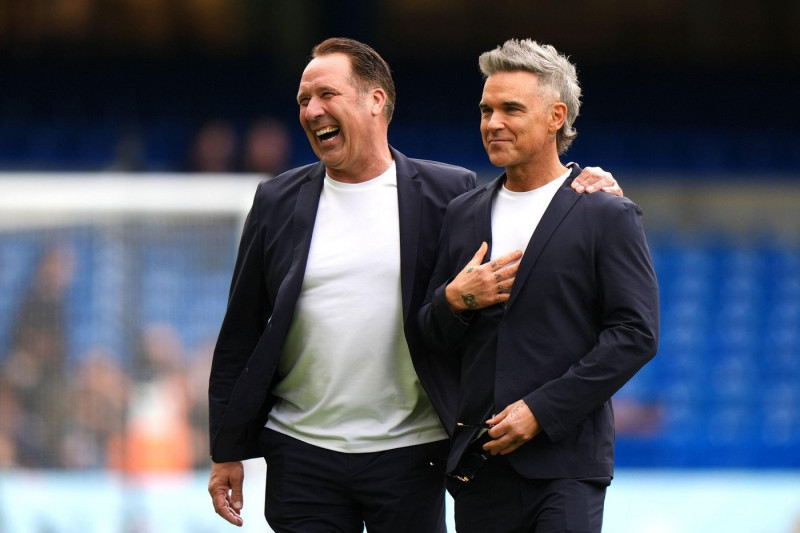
top-left (490, 249), bottom-right (523, 270)
top-left (222, 506), bottom-right (244, 527)
top-left (575, 167), bottom-right (612, 193)
top-left (571, 180), bottom-right (586, 193)
top-left (497, 283), bottom-right (513, 295)
top-left (602, 184), bottom-right (624, 197)
top-left (573, 166), bottom-right (602, 185)
top-left (482, 434), bottom-right (519, 456)
top-left (601, 176), bottom-right (615, 188)
top-left (485, 411), bottom-right (509, 434)
top-left (222, 505), bottom-right (244, 527)
top-left (494, 262), bottom-right (520, 283)
top-left (486, 409), bottom-right (506, 425)
top-left (498, 438), bottom-right (522, 455)
top-left (211, 490), bottom-right (243, 526)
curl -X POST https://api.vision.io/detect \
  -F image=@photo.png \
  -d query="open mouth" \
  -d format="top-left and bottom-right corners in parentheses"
top-left (315, 126), bottom-right (341, 143)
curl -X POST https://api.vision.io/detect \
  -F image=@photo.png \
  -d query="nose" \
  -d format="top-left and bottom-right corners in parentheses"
top-left (303, 96), bottom-right (325, 122)
top-left (485, 112), bottom-right (505, 132)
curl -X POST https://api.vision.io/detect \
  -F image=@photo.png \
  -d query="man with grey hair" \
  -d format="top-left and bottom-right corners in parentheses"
top-left (418, 38), bottom-right (659, 532)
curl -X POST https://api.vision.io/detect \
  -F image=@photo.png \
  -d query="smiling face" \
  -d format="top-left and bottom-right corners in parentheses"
top-left (297, 53), bottom-right (390, 182)
top-left (479, 70), bottom-right (565, 179)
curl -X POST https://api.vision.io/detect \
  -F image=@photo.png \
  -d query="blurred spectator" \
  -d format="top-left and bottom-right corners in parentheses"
top-left (613, 398), bottom-right (664, 437)
top-left (240, 117), bottom-right (292, 176)
top-left (184, 119), bottom-right (238, 173)
top-left (10, 243), bottom-right (75, 365)
top-left (115, 323), bottom-right (194, 473)
top-left (2, 243), bottom-right (76, 467)
top-left (62, 348), bottom-right (130, 469)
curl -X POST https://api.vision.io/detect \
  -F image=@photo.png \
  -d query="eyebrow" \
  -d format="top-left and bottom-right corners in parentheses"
top-left (501, 99), bottom-right (525, 108)
top-left (479, 99), bottom-right (526, 110)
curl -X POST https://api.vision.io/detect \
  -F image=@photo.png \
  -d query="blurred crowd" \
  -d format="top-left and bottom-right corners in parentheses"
top-left (183, 116), bottom-right (293, 175)
top-left (0, 244), bottom-right (217, 473)
top-left (0, 115), bottom-right (293, 473)
top-left (105, 115), bottom-right (294, 175)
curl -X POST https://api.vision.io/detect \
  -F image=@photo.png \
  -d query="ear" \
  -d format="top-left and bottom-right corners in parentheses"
top-left (369, 88), bottom-right (387, 118)
top-left (550, 102), bottom-right (567, 132)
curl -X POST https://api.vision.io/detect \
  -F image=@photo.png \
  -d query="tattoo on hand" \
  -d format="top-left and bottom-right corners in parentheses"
top-left (461, 294), bottom-right (477, 309)
top-left (467, 267), bottom-right (474, 273)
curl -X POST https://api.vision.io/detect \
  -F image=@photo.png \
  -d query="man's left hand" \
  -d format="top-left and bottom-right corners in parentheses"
top-left (571, 166), bottom-right (623, 196)
top-left (483, 400), bottom-right (541, 456)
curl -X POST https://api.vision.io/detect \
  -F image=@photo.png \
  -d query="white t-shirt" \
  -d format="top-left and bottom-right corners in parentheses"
top-left (266, 162), bottom-right (447, 452)
top-left (490, 171), bottom-right (570, 262)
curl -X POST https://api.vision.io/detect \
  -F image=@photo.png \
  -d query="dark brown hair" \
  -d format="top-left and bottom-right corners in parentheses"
top-left (311, 37), bottom-right (396, 124)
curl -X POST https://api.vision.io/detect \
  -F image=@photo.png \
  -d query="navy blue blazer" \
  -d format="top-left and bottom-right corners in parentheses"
top-left (418, 165), bottom-right (659, 479)
top-left (209, 147), bottom-right (476, 462)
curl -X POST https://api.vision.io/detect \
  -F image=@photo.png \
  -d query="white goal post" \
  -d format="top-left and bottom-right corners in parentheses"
top-left (0, 173), bottom-right (264, 228)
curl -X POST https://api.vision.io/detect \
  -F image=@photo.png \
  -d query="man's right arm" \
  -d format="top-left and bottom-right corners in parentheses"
top-left (209, 184), bottom-right (270, 457)
top-left (207, 187), bottom-right (273, 525)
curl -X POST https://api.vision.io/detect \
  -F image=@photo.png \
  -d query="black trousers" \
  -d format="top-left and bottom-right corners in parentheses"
top-left (259, 428), bottom-right (449, 533)
top-left (447, 452), bottom-right (610, 533)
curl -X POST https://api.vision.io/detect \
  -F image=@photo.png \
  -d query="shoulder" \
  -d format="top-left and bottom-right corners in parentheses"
top-left (392, 147), bottom-right (475, 183)
top-left (565, 164), bottom-right (642, 215)
top-left (574, 187), bottom-right (643, 216)
top-left (394, 150), bottom-right (477, 201)
top-left (447, 177), bottom-right (497, 210)
top-left (245, 162), bottom-right (324, 223)
top-left (253, 162), bottom-right (321, 199)
top-left (259, 162), bottom-right (320, 190)
top-left (407, 157), bottom-right (474, 178)
top-left (406, 158), bottom-right (477, 195)
top-left (568, 188), bottom-right (646, 242)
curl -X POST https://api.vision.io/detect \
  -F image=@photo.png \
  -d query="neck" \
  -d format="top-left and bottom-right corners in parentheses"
top-left (327, 144), bottom-right (393, 184)
top-left (504, 157), bottom-right (568, 192)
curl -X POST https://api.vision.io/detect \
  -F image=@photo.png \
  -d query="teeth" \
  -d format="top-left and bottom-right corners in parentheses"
top-left (315, 126), bottom-right (339, 137)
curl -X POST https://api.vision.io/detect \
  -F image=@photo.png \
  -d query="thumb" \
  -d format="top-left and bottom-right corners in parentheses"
top-left (231, 488), bottom-right (244, 510)
top-left (468, 242), bottom-right (488, 266)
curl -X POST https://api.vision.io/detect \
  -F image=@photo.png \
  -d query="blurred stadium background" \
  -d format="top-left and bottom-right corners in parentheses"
top-left (1, 1), bottom-right (799, 531)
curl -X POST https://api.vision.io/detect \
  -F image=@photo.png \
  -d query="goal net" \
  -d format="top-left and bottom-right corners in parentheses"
top-left (0, 173), bottom-right (264, 472)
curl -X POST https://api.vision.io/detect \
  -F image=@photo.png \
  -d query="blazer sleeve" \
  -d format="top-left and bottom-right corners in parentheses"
top-left (525, 200), bottom-right (660, 442)
top-left (208, 183), bottom-right (271, 447)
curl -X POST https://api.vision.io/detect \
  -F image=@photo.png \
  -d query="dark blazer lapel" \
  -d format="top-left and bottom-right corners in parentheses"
top-left (394, 148), bottom-right (422, 321)
top-left (506, 170), bottom-right (581, 311)
top-left (474, 175), bottom-right (504, 258)
top-left (285, 163), bottom-right (325, 300)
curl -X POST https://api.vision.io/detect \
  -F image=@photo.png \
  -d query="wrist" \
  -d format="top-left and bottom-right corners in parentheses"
top-left (445, 282), bottom-right (465, 313)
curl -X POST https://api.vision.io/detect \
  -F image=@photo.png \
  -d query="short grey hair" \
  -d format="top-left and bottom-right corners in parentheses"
top-left (479, 39), bottom-right (581, 155)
